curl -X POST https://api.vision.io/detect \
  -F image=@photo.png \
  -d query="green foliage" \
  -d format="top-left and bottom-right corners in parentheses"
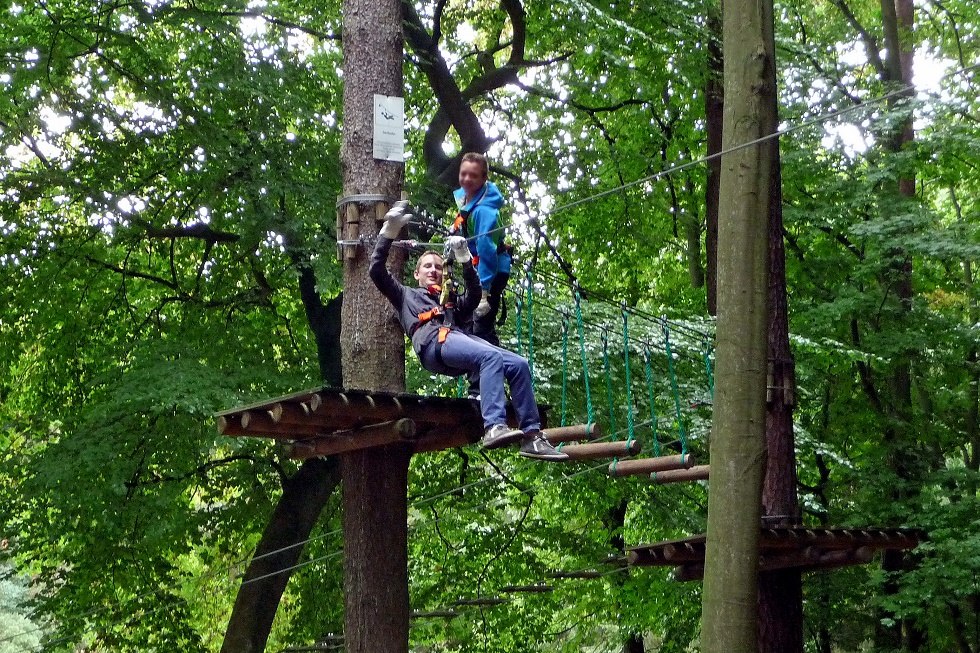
top-left (2, 0), bottom-right (980, 651)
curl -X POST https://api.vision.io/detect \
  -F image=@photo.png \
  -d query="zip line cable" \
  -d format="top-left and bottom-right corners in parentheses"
top-left (510, 61), bottom-right (980, 220)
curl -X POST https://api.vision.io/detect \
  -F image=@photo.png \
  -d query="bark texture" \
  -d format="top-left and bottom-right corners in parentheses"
top-left (757, 13), bottom-right (803, 653)
top-left (700, 0), bottom-right (775, 650)
top-left (704, 8), bottom-right (723, 317)
top-left (339, 1), bottom-right (411, 652)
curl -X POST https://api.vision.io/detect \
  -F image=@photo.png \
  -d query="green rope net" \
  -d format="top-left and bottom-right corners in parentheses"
top-left (573, 289), bottom-right (595, 424)
top-left (643, 347), bottom-right (661, 457)
top-left (621, 309), bottom-right (636, 445)
top-left (560, 315), bottom-right (570, 427)
top-left (662, 324), bottom-right (689, 455)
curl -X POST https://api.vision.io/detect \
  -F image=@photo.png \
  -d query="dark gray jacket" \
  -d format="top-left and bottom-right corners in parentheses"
top-left (369, 236), bottom-right (481, 354)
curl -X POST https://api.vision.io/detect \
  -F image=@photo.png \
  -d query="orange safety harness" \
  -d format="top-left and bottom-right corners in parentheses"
top-left (413, 282), bottom-right (458, 370)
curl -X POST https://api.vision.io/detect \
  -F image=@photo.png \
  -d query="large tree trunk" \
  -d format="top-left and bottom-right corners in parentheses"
top-left (220, 458), bottom-right (341, 653)
top-left (758, 158), bottom-right (803, 653)
top-left (700, 0), bottom-right (775, 649)
top-left (339, 1), bottom-right (410, 653)
top-left (753, 5), bottom-right (803, 650)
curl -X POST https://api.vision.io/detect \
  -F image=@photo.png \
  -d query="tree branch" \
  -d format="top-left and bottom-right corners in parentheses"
top-left (126, 454), bottom-right (289, 488)
top-left (827, 0), bottom-right (886, 76)
top-left (134, 221), bottom-right (240, 243)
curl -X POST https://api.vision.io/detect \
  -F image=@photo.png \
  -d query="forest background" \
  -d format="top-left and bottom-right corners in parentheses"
top-left (1, 0), bottom-right (979, 651)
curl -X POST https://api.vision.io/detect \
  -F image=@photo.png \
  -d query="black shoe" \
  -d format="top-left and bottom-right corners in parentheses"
top-left (482, 424), bottom-right (524, 449)
top-left (519, 434), bottom-right (569, 462)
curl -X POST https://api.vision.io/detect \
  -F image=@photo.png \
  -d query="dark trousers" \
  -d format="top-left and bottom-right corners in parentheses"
top-left (419, 330), bottom-right (540, 433)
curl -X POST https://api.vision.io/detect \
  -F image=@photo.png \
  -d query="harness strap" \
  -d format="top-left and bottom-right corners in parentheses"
top-left (435, 327), bottom-right (451, 368)
top-left (451, 213), bottom-right (466, 234)
top-left (410, 306), bottom-right (443, 337)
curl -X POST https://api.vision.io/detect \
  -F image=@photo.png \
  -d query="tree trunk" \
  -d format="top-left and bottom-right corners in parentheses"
top-left (756, 23), bottom-right (803, 653)
top-left (876, 0), bottom-right (921, 648)
top-left (339, 2), bottom-right (410, 653)
top-left (607, 500), bottom-right (646, 653)
top-left (700, 0), bottom-right (774, 649)
top-left (220, 458), bottom-right (341, 653)
top-left (704, 8), bottom-right (723, 317)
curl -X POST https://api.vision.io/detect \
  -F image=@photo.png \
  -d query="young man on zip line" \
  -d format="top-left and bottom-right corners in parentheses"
top-left (369, 201), bottom-right (566, 461)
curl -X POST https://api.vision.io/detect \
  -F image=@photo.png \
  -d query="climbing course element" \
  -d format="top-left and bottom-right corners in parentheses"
top-left (607, 453), bottom-right (695, 477)
top-left (627, 527), bottom-right (924, 581)
top-left (651, 465), bottom-right (711, 484)
top-left (525, 267), bottom-right (536, 390)
top-left (541, 422), bottom-right (602, 443)
top-left (560, 314), bottom-right (570, 426)
top-left (561, 439), bottom-right (642, 461)
top-left (574, 288), bottom-right (595, 425)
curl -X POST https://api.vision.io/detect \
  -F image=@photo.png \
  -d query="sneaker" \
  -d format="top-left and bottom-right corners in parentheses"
top-left (482, 424), bottom-right (524, 449)
top-left (519, 434), bottom-right (569, 462)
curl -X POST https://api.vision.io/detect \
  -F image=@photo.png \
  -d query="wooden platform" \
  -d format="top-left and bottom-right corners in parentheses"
top-left (628, 527), bottom-right (924, 581)
top-left (215, 387), bottom-right (493, 457)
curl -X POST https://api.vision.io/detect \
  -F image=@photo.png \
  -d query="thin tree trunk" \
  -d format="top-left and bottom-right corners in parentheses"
top-left (876, 0), bottom-right (921, 649)
top-left (220, 458), bottom-right (341, 653)
top-left (700, 0), bottom-right (774, 649)
top-left (607, 500), bottom-right (646, 653)
top-left (704, 7), bottom-right (723, 317)
top-left (339, 1), bottom-right (409, 653)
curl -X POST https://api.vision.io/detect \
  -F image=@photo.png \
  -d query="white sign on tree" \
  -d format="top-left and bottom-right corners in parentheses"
top-left (373, 94), bottom-right (404, 162)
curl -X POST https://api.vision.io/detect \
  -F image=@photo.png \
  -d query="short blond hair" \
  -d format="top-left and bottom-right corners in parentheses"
top-left (415, 250), bottom-right (444, 273)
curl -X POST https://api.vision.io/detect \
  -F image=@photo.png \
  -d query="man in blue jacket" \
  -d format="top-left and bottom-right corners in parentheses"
top-left (450, 152), bottom-right (512, 346)
top-left (370, 201), bottom-right (566, 462)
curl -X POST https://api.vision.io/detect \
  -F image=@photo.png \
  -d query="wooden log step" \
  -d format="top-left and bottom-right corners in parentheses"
top-left (608, 454), bottom-right (694, 477)
top-left (663, 542), bottom-right (705, 563)
top-left (759, 546), bottom-right (822, 573)
top-left (627, 547), bottom-right (669, 566)
top-left (650, 465), bottom-right (710, 484)
top-left (217, 412), bottom-right (322, 438)
top-left (542, 422), bottom-right (602, 443)
top-left (452, 597), bottom-right (509, 607)
top-left (499, 584), bottom-right (553, 593)
top-left (547, 570), bottom-right (603, 579)
top-left (410, 610), bottom-right (459, 619)
top-left (560, 439), bottom-right (641, 460)
top-left (281, 419), bottom-right (417, 459)
top-left (810, 546), bottom-right (874, 570)
top-left (758, 528), bottom-right (920, 551)
top-left (672, 545), bottom-right (877, 582)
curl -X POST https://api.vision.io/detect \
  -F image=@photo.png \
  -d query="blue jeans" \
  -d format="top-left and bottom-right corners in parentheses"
top-left (419, 330), bottom-right (540, 433)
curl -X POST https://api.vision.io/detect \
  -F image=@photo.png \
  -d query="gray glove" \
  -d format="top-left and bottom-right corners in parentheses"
top-left (474, 290), bottom-right (491, 318)
top-left (380, 200), bottom-right (412, 239)
top-left (446, 235), bottom-right (471, 263)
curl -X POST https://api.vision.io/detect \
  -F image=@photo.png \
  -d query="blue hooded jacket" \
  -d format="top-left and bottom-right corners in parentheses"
top-left (452, 180), bottom-right (512, 290)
